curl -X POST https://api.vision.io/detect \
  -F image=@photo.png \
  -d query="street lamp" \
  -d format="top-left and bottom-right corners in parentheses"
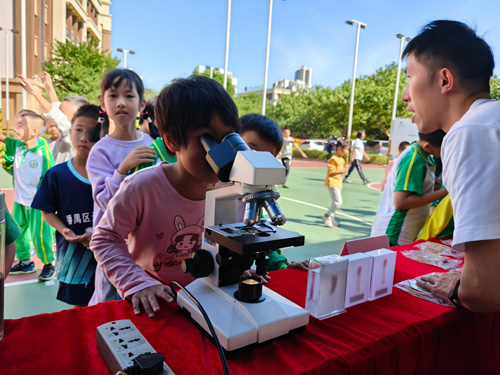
top-left (223, 0), bottom-right (232, 90)
top-left (345, 19), bottom-right (367, 140)
top-left (0, 27), bottom-right (20, 127)
top-left (391, 34), bottom-right (412, 121)
top-left (117, 48), bottom-right (135, 69)
top-left (261, 0), bottom-right (274, 115)
top-left (387, 34), bottom-right (412, 162)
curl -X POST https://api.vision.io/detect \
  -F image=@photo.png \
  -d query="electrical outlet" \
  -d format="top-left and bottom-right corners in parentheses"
top-left (96, 319), bottom-right (175, 374)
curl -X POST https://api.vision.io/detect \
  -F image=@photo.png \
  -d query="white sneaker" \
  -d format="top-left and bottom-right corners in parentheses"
top-left (331, 219), bottom-right (340, 227)
top-left (322, 215), bottom-right (334, 228)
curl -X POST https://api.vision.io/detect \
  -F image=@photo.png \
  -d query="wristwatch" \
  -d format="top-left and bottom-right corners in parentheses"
top-left (448, 277), bottom-right (461, 307)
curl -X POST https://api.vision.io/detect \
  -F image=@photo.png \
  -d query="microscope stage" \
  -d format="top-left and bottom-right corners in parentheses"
top-left (205, 222), bottom-right (305, 257)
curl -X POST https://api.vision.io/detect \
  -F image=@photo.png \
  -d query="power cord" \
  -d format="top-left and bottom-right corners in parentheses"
top-left (115, 352), bottom-right (164, 375)
top-left (170, 280), bottom-right (230, 375)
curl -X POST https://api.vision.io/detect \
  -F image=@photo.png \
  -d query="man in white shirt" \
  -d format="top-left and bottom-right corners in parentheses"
top-left (401, 20), bottom-right (500, 313)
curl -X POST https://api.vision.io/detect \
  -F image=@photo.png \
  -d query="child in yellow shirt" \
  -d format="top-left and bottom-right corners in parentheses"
top-left (322, 139), bottom-right (350, 227)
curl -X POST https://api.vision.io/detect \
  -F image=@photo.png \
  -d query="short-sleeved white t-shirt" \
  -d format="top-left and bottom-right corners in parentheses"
top-left (441, 98), bottom-right (500, 247)
top-left (352, 138), bottom-right (364, 160)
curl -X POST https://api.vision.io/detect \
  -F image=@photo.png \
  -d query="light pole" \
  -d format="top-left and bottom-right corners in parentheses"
top-left (117, 48), bottom-right (135, 69)
top-left (0, 27), bottom-right (20, 127)
top-left (261, 0), bottom-right (273, 115)
top-left (391, 34), bottom-right (411, 121)
top-left (223, 0), bottom-right (231, 90)
top-left (345, 19), bottom-right (367, 140)
top-left (387, 34), bottom-right (412, 161)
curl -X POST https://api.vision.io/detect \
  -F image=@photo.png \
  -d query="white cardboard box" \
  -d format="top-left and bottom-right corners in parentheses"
top-left (343, 253), bottom-right (373, 308)
top-left (364, 248), bottom-right (397, 301)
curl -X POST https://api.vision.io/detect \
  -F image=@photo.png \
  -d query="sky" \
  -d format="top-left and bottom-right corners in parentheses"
top-left (109, 0), bottom-right (500, 94)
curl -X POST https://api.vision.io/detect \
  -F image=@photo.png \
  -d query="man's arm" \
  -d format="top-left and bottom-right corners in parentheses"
top-left (17, 75), bottom-right (53, 113)
top-left (43, 72), bottom-right (59, 104)
top-left (394, 188), bottom-right (448, 211)
top-left (418, 239), bottom-right (500, 313)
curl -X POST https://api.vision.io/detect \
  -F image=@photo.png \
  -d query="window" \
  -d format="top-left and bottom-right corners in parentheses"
top-left (34, 0), bottom-right (38, 16)
top-left (34, 35), bottom-right (38, 56)
top-left (44, 5), bottom-right (48, 24)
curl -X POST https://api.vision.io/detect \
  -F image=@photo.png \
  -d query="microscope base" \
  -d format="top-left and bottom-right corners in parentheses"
top-left (177, 278), bottom-right (309, 351)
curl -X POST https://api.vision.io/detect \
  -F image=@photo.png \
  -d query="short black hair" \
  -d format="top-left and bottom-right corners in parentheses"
top-left (403, 20), bottom-right (494, 94)
top-left (240, 113), bottom-right (283, 155)
top-left (72, 104), bottom-right (105, 143)
top-left (72, 104), bottom-right (100, 124)
top-left (336, 139), bottom-right (350, 149)
top-left (356, 130), bottom-right (364, 139)
top-left (155, 75), bottom-right (240, 156)
top-left (398, 141), bottom-right (411, 152)
top-left (101, 69), bottom-right (145, 101)
top-left (418, 129), bottom-right (446, 148)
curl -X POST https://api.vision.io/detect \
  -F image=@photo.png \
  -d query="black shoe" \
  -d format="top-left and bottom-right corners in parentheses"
top-left (363, 179), bottom-right (372, 185)
top-left (38, 264), bottom-right (55, 281)
top-left (10, 261), bottom-right (36, 274)
top-left (282, 185), bottom-right (289, 188)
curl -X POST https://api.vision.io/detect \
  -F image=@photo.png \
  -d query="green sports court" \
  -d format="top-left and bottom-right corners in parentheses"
top-left (2, 160), bottom-right (385, 319)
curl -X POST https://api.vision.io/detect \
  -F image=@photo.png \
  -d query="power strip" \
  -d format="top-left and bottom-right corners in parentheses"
top-left (96, 319), bottom-right (175, 375)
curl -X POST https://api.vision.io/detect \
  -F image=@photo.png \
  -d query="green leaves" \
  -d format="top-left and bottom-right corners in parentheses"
top-left (491, 75), bottom-right (500, 100)
top-left (265, 62), bottom-right (411, 139)
top-left (44, 41), bottom-right (120, 104)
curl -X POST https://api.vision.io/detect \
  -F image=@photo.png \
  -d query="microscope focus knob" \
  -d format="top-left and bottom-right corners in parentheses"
top-left (181, 250), bottom-right (214, 278)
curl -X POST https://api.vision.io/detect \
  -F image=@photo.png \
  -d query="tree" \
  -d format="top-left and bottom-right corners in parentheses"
top-left (193, 68), bottom-right (236, 97)
top-left (44, 40), bottom-right (119, 104)
top-left (269, 62), bottom-right (411, 139)
top-left (490, 74), bottom-right (500, 100)
top-left (233, 93), bottom-right (262, 116)
top-left (144, 88), bottom-right (159, 100)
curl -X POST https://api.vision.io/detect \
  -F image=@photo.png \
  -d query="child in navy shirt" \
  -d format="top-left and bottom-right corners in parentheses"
top-left (32, 105), bottom-right (102, 306)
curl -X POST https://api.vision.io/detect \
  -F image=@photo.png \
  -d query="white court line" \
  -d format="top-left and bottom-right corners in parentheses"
top-left (280, 196), bottom-right (373, 226)
top-left (5, 279), bottom-right (40, 287)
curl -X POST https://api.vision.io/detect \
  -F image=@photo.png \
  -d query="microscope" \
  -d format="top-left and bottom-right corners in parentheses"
top-left (176, 133), bottom-right (309, 351)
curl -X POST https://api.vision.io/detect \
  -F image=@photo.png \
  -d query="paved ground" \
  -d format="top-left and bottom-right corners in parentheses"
top-left (2, 160), bottom-right (385, 319)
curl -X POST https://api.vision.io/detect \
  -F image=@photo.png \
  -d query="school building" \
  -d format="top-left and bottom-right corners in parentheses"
top-left (0, 0), bottom-right (112, 131)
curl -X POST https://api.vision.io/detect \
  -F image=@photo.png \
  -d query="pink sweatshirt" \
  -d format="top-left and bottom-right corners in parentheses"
top-left (90, 163), bottom-right (204, 300)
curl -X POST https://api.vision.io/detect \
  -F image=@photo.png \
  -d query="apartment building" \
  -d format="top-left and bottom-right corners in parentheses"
top-left (0, 0), bottom-right (112, 129)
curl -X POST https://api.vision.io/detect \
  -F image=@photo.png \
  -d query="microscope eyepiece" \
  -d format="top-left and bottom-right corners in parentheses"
top-left (201, 132), bottom-right (251, 182)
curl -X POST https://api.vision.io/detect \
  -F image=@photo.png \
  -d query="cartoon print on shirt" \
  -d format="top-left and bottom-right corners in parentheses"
top-left (153, 215), bottom-right (204, 272)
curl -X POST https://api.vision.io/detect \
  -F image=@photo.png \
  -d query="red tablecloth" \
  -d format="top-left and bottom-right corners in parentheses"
top-left (1, 240), bottom-right (499, 375)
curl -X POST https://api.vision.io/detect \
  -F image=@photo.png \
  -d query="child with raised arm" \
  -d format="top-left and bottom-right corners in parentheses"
top-left (90, 75), bottom-right (240, 316)
top-left (31, 105), bottom-right (102, 306)
top-left (17, 73), bottom-right (90, 164)
top-left (87, 69), bottom-right (156, 303)
top-left (0, 111), bottom-right (56, 280)
top-left (321, 139), bottom-right (350, 228)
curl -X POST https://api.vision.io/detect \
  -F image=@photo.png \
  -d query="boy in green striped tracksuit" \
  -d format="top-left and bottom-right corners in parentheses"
top-left (371, 129), bottom-right (448, 246)
top-left (0, 110), bottom-right (56, 281)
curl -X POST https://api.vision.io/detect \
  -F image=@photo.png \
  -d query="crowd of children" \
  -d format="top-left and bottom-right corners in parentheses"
top-left (2, 63), bottom-right (453, 315)
top-left (1, 70), bottom-right (313, 316)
